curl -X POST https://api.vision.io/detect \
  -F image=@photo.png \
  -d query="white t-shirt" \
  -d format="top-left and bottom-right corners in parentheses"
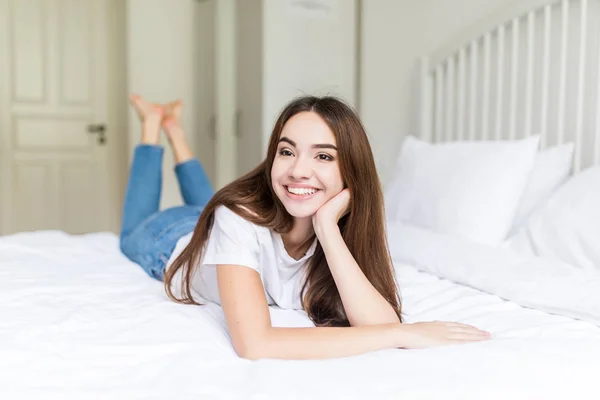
top-left (166, 205), bottom-right (317, 310)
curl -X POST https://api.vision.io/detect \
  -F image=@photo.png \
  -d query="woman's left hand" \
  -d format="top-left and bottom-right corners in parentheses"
top-left (312, 188), bottom-right (351, 231)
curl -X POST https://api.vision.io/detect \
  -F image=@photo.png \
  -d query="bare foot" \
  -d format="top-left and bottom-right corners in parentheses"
top-left (129, 94), bottom-right (164, 145)
top-left (162, 100), bottom-right (194, 164)
top-left (162, 100), bottom-right (184, 141)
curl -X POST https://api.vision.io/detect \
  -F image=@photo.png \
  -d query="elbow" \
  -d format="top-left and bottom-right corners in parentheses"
top-left (237, 350), bottom-right (261, 361)
top-left (235, 344), bottom-right (261, 361)
top-left (232, 336), bottom-right (269, 361)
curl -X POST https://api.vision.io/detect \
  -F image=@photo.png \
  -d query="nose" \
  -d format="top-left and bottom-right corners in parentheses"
top-left (289, 155), bottom-right (313, 180)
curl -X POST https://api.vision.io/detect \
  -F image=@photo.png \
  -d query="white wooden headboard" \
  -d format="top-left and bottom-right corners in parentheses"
top-left (419, 0), bottom-right (600, 172)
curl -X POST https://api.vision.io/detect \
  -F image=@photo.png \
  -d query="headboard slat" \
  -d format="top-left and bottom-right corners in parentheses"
top-left (574, 0), bottom-right (588, 171)
top-left (524, 11), bottom-right (535, 138)
top-left (482, 33), bottom-right (492, 139)
top-left (556, 0), bottom-right (569, 146)
top-left (468, 40), bottom-right (478, 140)
top-left (495, 25), bottom-right (506, 140)
top-left (457, 48), bottom-right (467, 141)
top-left (419, 0), bottom-right (600, 171)
top-left (445, 58), bottom-right (455, 141)
top-left (509, 18), bottom-right (520, 140)
top-left (540, 5), bottom-right (552, 148)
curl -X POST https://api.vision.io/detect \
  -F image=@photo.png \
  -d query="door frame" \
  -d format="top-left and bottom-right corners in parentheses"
top-left (103, 0), bottom-right (128, 234)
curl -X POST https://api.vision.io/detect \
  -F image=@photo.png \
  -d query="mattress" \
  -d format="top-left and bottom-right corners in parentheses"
top-left (1, 230), bottom-right (600, 399)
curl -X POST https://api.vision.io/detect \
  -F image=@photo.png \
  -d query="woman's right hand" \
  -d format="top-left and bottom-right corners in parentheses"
top-left (396, 321), bottom-right (491, 349)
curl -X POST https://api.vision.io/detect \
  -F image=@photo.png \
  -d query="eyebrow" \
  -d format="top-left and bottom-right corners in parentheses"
top-left (279, 137), bottom-right (338, 151)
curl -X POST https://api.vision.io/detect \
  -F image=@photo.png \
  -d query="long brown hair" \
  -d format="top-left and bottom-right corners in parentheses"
top-left (164, 95), bottom-right (402, 326)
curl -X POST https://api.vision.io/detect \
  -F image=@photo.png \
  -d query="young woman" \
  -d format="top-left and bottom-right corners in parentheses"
top-left (121, 94), bottom-right (491, 360)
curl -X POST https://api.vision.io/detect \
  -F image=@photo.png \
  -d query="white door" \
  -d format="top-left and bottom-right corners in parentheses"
top-left (0, 0), bottom-right (120, 235)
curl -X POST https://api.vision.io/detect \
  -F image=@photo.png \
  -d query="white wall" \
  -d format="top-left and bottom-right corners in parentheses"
top-left (127, 0), bottom-right (509, 201)
top-left (126, 0), bottom-right (197, 208)
top-left (235, 0), bottom-right (358, 176)
top-left (360, 0), bottom-right (515, 184)
top-left (125, 0), bottom-right (517, 203)
top-left (262, 0), bottom-right (358, 148)
top-left (126, 0), bottom-right (360, 198)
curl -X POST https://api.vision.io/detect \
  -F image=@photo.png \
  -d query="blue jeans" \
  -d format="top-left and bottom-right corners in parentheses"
top-left (119, 145), bottom-right (214, 281)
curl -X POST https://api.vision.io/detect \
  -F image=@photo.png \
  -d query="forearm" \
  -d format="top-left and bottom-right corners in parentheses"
top-left (243, 323), bottom-right (400, 360)
top-left (317, 224), bottom-right (400, 326)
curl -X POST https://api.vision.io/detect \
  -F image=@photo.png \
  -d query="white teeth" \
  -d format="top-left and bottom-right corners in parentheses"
top-left (287, 186), bottom-right (317, 196)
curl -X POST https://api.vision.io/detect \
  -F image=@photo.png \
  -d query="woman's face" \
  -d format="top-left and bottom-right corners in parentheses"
top-left (271, 111), bottom-right (345, 219)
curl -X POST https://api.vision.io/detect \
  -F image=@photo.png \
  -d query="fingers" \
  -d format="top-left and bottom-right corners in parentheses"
top-left (451, 336), bottom-right (491, 344)
top-left (443, 322), bottom-right (488, 331)
top-left (435, 321), bottom-right (492, 342)
top-left (449, 330), bottom-right (491, 340)
top-left (448, 325), bottom-right (492, 342)
top-left (445, 330), bottom-right (491, 344)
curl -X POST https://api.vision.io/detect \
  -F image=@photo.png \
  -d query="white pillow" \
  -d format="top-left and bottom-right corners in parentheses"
top-left (509, 143), bottom-right (574, 235)
top-left (505, 165), bottom-right (600, 272)
top-left (384, 135), bottom-right (540, 245)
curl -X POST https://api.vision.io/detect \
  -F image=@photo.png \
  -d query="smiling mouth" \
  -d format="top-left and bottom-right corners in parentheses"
top-left (285, 185), bottom-right (320, 197)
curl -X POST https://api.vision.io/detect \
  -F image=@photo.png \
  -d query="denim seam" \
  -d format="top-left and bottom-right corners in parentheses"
top-left (152, 215), bottom-right (198, 242)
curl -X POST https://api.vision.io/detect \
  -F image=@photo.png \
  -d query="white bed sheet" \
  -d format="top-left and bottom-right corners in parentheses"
top-left (1, 231), bottom-right (600, 400)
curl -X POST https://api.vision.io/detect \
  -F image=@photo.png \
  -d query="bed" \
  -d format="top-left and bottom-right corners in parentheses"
top-left (2, 230), bottom-right (600, 399)
top-left (3, 0), bottom-right (600, 398)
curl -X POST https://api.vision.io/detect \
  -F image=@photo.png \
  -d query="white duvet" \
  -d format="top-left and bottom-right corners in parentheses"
top-left (2, 230), bottom-right (600, 400)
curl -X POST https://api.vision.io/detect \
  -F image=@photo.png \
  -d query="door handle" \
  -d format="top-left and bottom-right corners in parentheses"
top-left (87, 124), bottom-right (107, 145)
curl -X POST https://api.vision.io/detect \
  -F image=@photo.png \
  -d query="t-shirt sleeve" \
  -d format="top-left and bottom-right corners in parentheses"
top-left (201, 205), bottom-right (261, 273)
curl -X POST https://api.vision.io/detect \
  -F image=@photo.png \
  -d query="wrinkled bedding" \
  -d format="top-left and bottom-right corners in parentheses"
top-left (1, 230), bottom-right (600, 400)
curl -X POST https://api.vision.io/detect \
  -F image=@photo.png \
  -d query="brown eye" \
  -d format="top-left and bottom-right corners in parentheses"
top-left (317, 153), bottom-right (333, 161)
top-left (279, 149), bottom-right (293, 156)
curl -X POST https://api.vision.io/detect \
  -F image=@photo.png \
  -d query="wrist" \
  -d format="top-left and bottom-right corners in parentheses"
top-left (390, 322), bottom-right (412, 349)
top-left (379, 323), bottom-right (406, 349)
top-left (314, 219), bottom-right (339, 239)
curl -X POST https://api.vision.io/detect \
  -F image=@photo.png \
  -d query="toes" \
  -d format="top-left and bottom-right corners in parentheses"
top-left (162, 116), bottom-right (174, 126)
top-left (129, 94), bottom-right (149, 114)
top-left (151, 104), bottom-right (164, 114)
